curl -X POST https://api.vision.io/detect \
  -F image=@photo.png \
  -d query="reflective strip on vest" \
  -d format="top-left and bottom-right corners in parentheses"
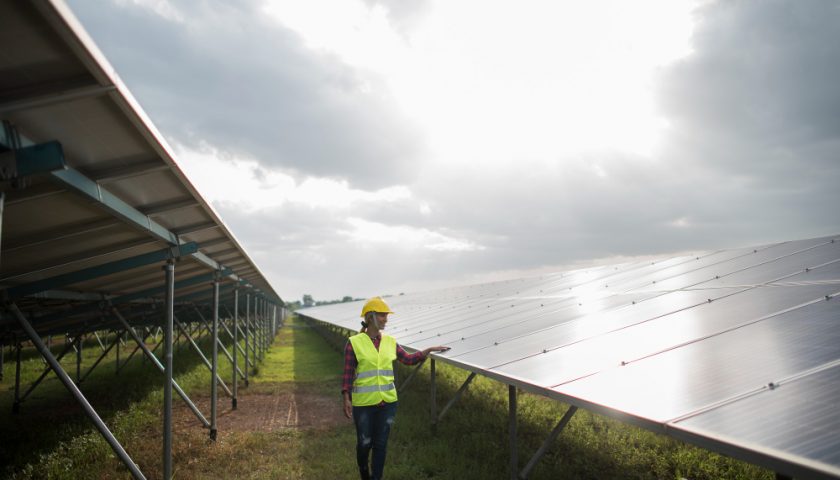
top-left (349, 333), bottom-right (398, 406)
top-left (353, 383), bottom-right (396, 394)
top-left (355, 369), bottom-right (394, 379)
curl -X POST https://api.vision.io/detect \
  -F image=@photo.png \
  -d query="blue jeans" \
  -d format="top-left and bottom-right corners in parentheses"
top-left (353, 402), bottom-right (398, 480)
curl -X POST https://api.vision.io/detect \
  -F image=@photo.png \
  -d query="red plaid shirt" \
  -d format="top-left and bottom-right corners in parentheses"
top-left (342, 334), bottom-right (426, 394)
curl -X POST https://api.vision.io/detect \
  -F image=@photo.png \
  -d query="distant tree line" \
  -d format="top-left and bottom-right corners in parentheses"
top-left (285, 294), bottom-right (360, 311)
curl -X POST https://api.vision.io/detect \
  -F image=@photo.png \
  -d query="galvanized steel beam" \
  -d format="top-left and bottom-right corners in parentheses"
top-left (0, 191), bottom-right (4, 266)
top-left (13, 341), bottom-right (21, 413)
top-left (79, 332), bottom-right (120, 384)
top-left (112, 307), bottom-right (210, 428)
top-left (232, 289), bottom-right (239, 410)
top-left (47, 166), bottom-right (240, 281)
top-left (437, 372), bottom-right (477, 422)
top-left (210, 279), bottom-right (220, 441)
top-left (9, 303), bottom-right (146, 480)
top-left (173, 318), bottom-right (232, 398)
top-left (430, 359), bottom-right (437, 434)
top-left (4, 242), bottom-right (198, 300)
top-left (398, 359), bottom-right (426, 394)
top-left (15, 337), bottom-right (77, 410)
top-left (510, 386), bottom-right (518, 480)
top-left (244, 293), bottom-right (250, 383)
top-left (518, 406), bottom-right (577, 479)
top-left (116, 328), bottom-right (151, 373)
top-left (163, 260), bottom-right (174, 480)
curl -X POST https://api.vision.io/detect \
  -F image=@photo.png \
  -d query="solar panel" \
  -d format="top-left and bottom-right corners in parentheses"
top-left (299, 235), bottom-right (840, 479)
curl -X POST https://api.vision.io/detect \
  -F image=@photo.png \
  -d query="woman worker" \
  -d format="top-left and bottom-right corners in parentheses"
top-left (342, 297), bottom-right (450, 480)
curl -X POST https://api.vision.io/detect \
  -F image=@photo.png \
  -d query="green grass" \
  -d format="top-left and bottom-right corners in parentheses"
top-left (0, 317), bottom-right (775, 479)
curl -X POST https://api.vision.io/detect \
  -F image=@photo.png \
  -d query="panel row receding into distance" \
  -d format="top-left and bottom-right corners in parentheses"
top-left (299, 234), bottom-right (840, 479)
top-left (0, 0), bottom-right (282, 341)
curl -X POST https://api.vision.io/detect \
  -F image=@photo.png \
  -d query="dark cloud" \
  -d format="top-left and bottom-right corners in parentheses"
top-left (67, 0), bottom-right (427, 188)
top-left (64, 0), bottom-right (840, 301)
top-left (649, 0), bottom-right (840, 243)
top-left (657, 0), bottom-right (840, 163)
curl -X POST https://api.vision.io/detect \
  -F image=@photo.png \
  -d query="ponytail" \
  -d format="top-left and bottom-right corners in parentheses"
top-left (360, 311), bottom-right (376, 332)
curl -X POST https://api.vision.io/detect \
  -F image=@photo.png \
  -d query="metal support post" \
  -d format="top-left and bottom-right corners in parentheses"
top-left (75, 334), bottom-right (82, 383)
top-left (0, 190), bottom-right (3, 265)
top-left (255, 299), bottom-right (261, 360)
top-left (13, 341), bottom-right (22, 413)
top-left (112, 307), bottom-right (210, 428)
top-left (232, 289), bottom-right (238, 409)
top-left (261, 306), bottom-right (266, 358)
top-left (9, 304), bottom-right (146, 480)
top-left (430, 359), bottom-right (437, 434)
top-left (210, 278), bottom-right (220, 441)
top-left (510, 385), bottom-right (518, 480)
top-left (244, 293), bottom-right (250, 384)
top-left (437, 372), bottom-right (477, 422)
top-left (398, 358), bottom-right (426, 394)
top-left (163, 260), bottom-right (174, 480)
top-left (115, 330), bottom-right (120, 373)
top-left (252, 296), bottom-right (257, 370)
top-left (518, 406), bottom-right (578, 479)
top-left (260, 299), bottom-right (265, 358)
top-left (264, 300), bottom-right (269, 351)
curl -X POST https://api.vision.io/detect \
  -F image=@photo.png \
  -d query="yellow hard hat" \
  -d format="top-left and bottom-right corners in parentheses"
top-left (360, 297), bottom-right (394, 317)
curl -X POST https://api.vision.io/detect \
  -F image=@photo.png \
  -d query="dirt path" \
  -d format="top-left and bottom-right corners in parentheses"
top-left (172, 388), bottom-right (345, 433)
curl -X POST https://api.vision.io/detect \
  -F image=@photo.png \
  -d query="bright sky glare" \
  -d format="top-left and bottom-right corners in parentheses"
top-left (70, 0), bottom-right (840, 300)
top-left (264, 0), bottom-right (696, 162)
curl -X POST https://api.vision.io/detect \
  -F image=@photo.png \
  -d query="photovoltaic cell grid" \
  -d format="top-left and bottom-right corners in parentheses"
top-left (299, 235), bottom-right (840, 479)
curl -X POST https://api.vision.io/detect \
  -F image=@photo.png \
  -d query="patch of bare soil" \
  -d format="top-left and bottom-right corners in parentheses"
top-left (172, 389), bottom-right (345, 433)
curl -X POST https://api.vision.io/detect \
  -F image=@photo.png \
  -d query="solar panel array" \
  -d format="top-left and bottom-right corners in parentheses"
top-left (0, 0), bottom-right (282, 340)
top-left (299, 235), bottom-right (840, 479)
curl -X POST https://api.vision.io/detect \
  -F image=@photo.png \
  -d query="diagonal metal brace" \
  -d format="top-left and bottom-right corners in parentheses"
top-left (112, 307), bottom-right (210, 428)
top-left (116, 328), bottom-right (152, 373)
top-left (518, 405), bottom-right (578, 479)
top-left (194, 308), bottom-right (246, 380)
top-left (8, 303), bottom-right (147, 480)
top-left (79, 331), bottom-right (122, 384)
top-left (398, 358), bottom-right (427, 394)
top-left (438, 372), bottom-right (477, 422)
top-left (15, 333), bottom-right (77, 410)
top-left (93, 331), bottom-right (107, 351)
top-left (174, 317), bottom-right (233, 397)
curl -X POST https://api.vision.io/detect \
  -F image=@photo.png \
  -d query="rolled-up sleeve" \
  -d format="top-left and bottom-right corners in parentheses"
top-left (396, 344), bottom-right (426, 365)
top-left (342, 341), bottom-right (357, 394)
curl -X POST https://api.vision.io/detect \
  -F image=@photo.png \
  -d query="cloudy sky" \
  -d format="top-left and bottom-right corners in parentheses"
top-left (66, 0), bottom-right (840, 302)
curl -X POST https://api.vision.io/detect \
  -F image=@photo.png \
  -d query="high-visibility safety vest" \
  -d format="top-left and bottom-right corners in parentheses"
top-left (349, 333), bottom-right (398, 406)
